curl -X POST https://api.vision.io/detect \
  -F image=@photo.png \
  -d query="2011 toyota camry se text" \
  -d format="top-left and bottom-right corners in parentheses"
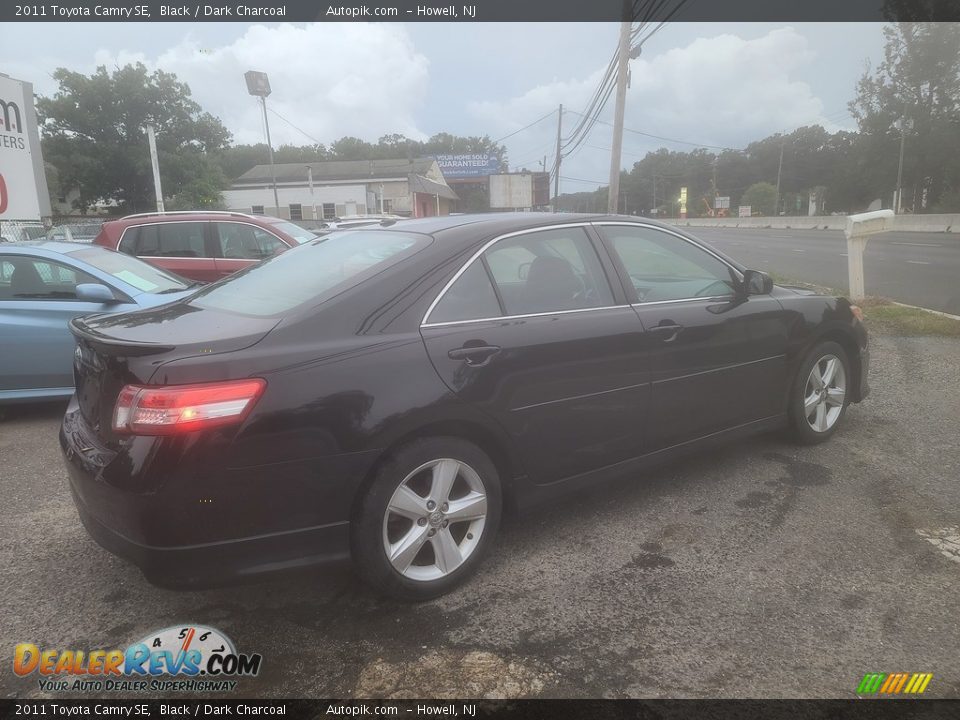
top-left (60, 213), bottom-right (869, 600)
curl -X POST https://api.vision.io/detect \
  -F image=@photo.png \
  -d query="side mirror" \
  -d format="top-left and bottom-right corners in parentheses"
top-left (75, 283), bottom-right (118, 304)
top-left (741, 269), bottom-right (773, 296)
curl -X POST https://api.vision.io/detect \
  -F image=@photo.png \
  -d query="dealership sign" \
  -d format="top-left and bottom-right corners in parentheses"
top-left (433, 153), bottom-right (500, 178)
top-left (0, 73), bottom-right (50, 220)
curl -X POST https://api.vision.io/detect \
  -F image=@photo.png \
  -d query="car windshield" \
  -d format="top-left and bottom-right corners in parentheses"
top-left (70, 248), bottom-right (191, 294)
top-left (189, 230), bottom-right (429, 316)
top-left (267, 220), bottom-right (321, 244)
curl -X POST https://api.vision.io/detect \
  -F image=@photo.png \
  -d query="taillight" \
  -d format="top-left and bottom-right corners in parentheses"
top-left (112, 379), bottom-right (266, 435)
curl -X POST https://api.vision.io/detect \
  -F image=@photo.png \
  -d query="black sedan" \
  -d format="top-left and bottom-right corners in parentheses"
top-left (61, 214), bottom-right (869, 600)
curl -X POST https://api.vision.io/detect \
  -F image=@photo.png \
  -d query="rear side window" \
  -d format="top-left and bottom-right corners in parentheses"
top-left (0, 257), bottom-right (99, 301)
top-left (190, 230), bottom-right (429, 317)
top-left (428, 262), bottom-right (502, 324)
top-left (122, 223), bottom-right (208, 258)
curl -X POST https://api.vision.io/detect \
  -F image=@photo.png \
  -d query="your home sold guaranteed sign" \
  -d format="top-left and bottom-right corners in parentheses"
top-left (0, 73), bottom-right (50, 221)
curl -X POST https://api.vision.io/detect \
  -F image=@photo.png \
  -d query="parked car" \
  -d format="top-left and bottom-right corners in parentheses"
top-left (92, 211), bottom-right (317, 283)
top-left (46, 222), bottom-right (104, 243)
top-left (317, 214), bottom-right (408, 231)
top-left (0, 242), bottom-right (198, 404)
top-left (61, 214), bottom-right (869, 600)
top-left (0, 222), bottom-right (48, 243)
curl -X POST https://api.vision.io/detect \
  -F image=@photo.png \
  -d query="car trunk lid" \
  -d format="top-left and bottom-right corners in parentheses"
top-left (70, 300), bottom-right (279, 442)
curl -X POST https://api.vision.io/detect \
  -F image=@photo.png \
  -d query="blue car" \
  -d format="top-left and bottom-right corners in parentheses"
top-left (0, 242), bottom-right (197, 404)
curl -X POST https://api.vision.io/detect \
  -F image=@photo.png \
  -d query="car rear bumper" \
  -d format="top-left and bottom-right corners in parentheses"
top-left (59, 398), bottom-right (366, 588)
top-left (68, 480), bottom-right (350, 588)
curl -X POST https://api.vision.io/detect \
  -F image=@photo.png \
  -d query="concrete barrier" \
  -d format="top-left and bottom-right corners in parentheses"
top-left (667, 214), bottom-right (959, 233)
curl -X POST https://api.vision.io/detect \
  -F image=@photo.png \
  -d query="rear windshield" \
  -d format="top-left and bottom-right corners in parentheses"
top-left (70, 247), bottom-right (191, 294)
top-left (189, 230), bottom-right (429, 316)
top-left (267, 220), bottom-right (321, 244)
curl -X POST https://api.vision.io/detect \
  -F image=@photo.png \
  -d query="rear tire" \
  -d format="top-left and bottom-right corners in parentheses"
top-left (787, 341), bottom-right (851, 445)
top-left (351, 437), bottom-right (501, 601)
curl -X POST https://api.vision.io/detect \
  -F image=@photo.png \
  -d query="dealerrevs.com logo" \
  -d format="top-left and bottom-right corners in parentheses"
top-left (13, 625), bottom-right (262, 693)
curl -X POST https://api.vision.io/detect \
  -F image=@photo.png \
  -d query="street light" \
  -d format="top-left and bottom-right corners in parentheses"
top-left (244, 70), bottom-right (279, 215)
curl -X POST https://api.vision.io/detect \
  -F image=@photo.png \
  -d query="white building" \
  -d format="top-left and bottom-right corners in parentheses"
top-left (223, 158), bottom-right (458, 222)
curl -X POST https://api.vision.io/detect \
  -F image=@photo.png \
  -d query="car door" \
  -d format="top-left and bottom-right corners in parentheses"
top-left (0, 255), bottom-right (136, 394)
top-left (595, 222), bottom-right (791, 451)
top-left (119, 222), bottom-right (218, 283)
top-left (420, 224), bottom-right (651, 486)
top-left (212, 222), bottom-right (287, 278)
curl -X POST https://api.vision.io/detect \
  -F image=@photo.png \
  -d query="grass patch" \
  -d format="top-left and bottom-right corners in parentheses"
top-left (860, 303), bottom-right (960, 338)
top-left (768, 274), bottom-right (960, 337)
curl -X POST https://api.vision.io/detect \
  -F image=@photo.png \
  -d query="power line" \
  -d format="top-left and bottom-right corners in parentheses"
top-left (267, 107), bottom-right (324, 146)
top-left (492, 109), bottom-right (558, 144)
top-left (568, 110), bottom-right (739, 151)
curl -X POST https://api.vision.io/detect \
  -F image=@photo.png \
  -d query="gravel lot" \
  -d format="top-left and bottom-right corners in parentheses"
top-left (2, 332), bottom-right (959, 699)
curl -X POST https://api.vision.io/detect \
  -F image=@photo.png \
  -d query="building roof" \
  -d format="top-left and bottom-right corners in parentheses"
top-left (409, 173), bottom-right (459, 201)
top-left (234, 158), bottom-right (438, 185)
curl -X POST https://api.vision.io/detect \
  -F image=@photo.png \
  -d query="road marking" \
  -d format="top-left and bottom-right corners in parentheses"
top-left (906, 260), bottom-right (930, 265)
top-left (891, 242), bottom-right (941, 247)
top-left (840, 253), bottom-right (848, 256)
top-left (791, 249), bottom-right (805, 253)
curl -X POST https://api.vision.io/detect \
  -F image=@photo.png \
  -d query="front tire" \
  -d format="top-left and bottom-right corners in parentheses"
top-left (787, 341), bottom-right (851, 445)
top-left (351, 437), bottom-right (502, 601)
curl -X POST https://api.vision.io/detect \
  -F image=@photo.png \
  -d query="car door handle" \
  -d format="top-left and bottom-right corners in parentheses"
top-left (649, 322), bottom-right (684, 342)
top-left (447, 345), bottom-right (501, 366)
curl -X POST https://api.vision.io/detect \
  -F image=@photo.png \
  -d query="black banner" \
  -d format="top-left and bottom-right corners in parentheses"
top-left (3, 700), bottom-right (960, 719)
top-left (3, 0), bottom-right (960, 23)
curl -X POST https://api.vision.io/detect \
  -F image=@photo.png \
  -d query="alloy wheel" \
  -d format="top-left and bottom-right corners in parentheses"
top-left (803, 353), bottom-right (847, 433)
top-left (382, 458), bottom-right (488, 582)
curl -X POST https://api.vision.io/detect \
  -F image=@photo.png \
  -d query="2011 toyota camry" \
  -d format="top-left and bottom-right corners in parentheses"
top-left (61, 214), bottom-right (869, 600)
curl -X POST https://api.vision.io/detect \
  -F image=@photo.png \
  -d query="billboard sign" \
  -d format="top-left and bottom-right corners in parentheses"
top-left (739, 205), bottom-right (751, 218)
top-left (0, 74), bottom-right (50, 221)
top-left (490, 173), bottom-right (532, 209)
top-left (715, 196), bottom-right (730, 209)
top-left (433, 154), bottom-right (500, 178)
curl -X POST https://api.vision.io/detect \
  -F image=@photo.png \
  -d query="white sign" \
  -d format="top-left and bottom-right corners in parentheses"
top-left (714, 196), bottom-right (730, 209)
top-left (0, 74), bottom-right (50, 220)
top-left (738, 205), bottom-right (751, 218)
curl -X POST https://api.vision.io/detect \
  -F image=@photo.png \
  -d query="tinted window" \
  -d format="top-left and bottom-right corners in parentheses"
top-left (70, 248), bottom-right (190, 294)
top-left (598, 225), bottom-right (739, 303)
top-left (482, 227), bottom-right (614, 316)
top-left (429, 261), bottom-right (502, 324)
top-left (0, 256), bottom-right (98, 300)
top-left (190, 230), bottom-right (428, 317)
top-left (129, 222), bottom-right (208, 258)
top-left (215, 223), bottom-right (285, 260)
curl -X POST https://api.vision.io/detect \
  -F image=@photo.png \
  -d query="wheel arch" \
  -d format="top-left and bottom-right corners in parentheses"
top-left (351, 415), bottom-right (525, 523)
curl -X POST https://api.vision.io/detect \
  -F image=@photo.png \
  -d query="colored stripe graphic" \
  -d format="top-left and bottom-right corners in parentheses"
top-left (858, 672), bottom-right (932, 695)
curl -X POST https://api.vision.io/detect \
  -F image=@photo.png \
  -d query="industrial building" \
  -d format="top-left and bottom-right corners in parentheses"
top-left (223, 158), bottom-right (459, 221)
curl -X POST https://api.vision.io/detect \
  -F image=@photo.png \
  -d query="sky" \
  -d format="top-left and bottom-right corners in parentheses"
top-left (0, 22), bottom-right (887, 192)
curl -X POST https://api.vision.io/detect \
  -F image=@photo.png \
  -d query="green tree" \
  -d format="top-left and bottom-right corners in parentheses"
top-left (38, 63), bottom-right (231, 213)
top-left (849, 22), bottom-right (960, 212)
top-left (741, 182), bottom-right (778, 216)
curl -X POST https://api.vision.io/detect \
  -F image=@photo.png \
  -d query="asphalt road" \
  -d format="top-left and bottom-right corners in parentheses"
top-left (687, 227), bottom-right (960, 315)
top-left (2, 332), bottom-right (960, 699)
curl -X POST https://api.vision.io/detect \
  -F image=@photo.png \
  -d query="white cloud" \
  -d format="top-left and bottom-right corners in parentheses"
top-left (471, 27), bottom-right (846, 189)
top-left (93, 23), bottom-right (431, 146)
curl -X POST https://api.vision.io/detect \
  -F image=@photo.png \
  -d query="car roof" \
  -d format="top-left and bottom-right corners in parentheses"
top-left (0, 240), bottom-right (99, 256)
top-left (359, 212), bottom-right (678, 239)
top-left (103, 211), bottom-right (274, 226)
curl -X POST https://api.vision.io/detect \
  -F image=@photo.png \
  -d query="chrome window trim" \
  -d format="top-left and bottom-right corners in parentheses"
top-left (629, 296), bottom-right (736, 308)
top-left (592, 221), bottom-right (745, 304)
top-left (421, 222), bottom-right (609, 327)
top-left (117, 220), bottom-right (290, 257)
top-left (421, 304), bottom-right (634, 329)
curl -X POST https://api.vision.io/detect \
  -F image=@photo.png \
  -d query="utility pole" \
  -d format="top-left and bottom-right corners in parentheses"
top-left (306, 165), bottom-right (316, 220)
top-left (145, 123), bottom-right (164, 212)
top-left (553, 104), bottom-right (563, 209)
top-left (607, 9), bottom-right (631, 215)
top-left (261, 96), bottom-right (280, 215)
top-left (774, 142), bottom-right (784, 217)
top-left (895, 122), bottom-right (906, 213)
